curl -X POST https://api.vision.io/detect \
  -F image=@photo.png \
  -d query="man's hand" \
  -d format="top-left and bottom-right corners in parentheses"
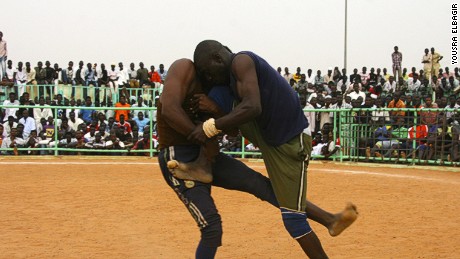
top-left (191, 94), bottom-right (220, 115)
top-left (187, 123), bottom-right (207, 144)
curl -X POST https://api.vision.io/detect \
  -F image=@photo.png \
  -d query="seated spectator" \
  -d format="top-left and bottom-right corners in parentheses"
top-left (420, 96), bottom-right (438, 126)
top-left (387, 92), bottom-right (406, 123)
top-left (114, 96), bottom-right (130, 122)
top-left (58, 131), bottom-right (78, 155)
top-left (84, 125), bottom-right (97, 142)
top-left (406, 119), bottom-right (429, 160)
top-left (133, 112), bottom-right (148, 133)
top-left (2, 92), bottom-right (20, 122)
top-left (128, 63), bottom-right (139, 88)
top-left (149, 65), bottom-right (161, 86)
top-left (1, 127), bottom-right (24, 155)
top-left (2, 116), bottom-right (17, 138)
top-left (85, 132), bottom-right (106, 151)
top-left (347, 82), bottom-right (366, 102)
top-left (24, 130), bottom-right (40, 155)
top-left (18, 109), bottom-right (36, 139)
top-left (68, 111), bottom-right (84, 131)
top-left (115, 114), bottom-right (132, 134)
top-left (371, 98), bottom-right (390, 123)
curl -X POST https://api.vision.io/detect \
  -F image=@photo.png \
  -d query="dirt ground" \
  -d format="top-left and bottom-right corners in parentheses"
top-left (0, 157), bottom-right (459, 259)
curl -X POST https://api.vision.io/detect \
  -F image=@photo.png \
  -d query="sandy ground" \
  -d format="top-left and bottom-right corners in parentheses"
top-left (0, 157), bottom-right (459, 259)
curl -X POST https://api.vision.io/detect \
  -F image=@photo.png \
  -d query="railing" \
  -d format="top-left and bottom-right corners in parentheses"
top-left (0, 84), bottom-right (163, 105)
top-left (1, 105), bottom-right (459, 166)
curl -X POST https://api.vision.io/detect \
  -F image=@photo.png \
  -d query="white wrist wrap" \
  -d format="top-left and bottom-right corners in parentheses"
top-left (202, 118), bottom-right (222, 138)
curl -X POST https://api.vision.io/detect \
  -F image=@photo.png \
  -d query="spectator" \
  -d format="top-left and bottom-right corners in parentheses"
top-left (2, 116), bottom-right (17, 138)
top-left (75, 61), bottom-right (85, 86)
top-left (85, 132), bottom-right (105, 150)
top-left (84, 63), bottom-right (98, 98)
top-left (371, 98), bottom-right (390, 123)
top-left (131, 96), bottom-right (148, 119)
top-left (84, 125), bottom-right (97, 142)
top-left (128, 62), bottom-right (139, 88)
top-left (431, 47), bottom-right (443, 78)
top-left (383, 76), bottom-right (396, 96)
top-left (360, 67), bottom-right (370, 89)
top-left (2, 92), bottom-right (19, 122)
top-left (407, 73), bottom-right (421, 94)
top-left (97, 63), bottom-right (109, 102)
top-left (108, 63), bottom-right (119, 99)
top-left (67, 111), bottom-right (84, 131)
top-left (80, 96), bottom-right (95, 124)
top-left (19, 109), bottom-right (36, 139)
top-left (1, 127), bottom-right (23, 155)
top-left (392, 46), bottom-right (402, 81)
top-left (25, 62), bottom-right (36, 94)
top-left (114, 96), bottom-right (130, 122)
top-left (15, 62), bottom-right (27, 96)
top-left (43, 61), bottom-right (55, 96)
top-left (62, 61), bottom-right (76, 98)
top-left (347, 82), bottom-right (366, 102)
top-left (149, 65), bottom-right (161, 86)
top-left (117, 62), bottom-right (129, 88)
top-left (157, 63), bottom-right (168, 83)
top-left (387, 92), bottom-right (406, 123)
top-left (133, 112), bottom-right (148, 133)
top-left (314, 69), bottom-right (324, 86)
top-left (115, 114), bottom-right (132, 134)
top-left (292, 67), bottom-right (302, 82)
top-left (137, 62), bottom-right (149, 87)
top-left (0, 31), bottom-right (6, 81)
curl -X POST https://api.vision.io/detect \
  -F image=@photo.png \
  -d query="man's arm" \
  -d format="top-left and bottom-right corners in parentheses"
top-left (214, 54), bottom-right (261, 131)
top-left (161, 59), bottom-right (198, 137)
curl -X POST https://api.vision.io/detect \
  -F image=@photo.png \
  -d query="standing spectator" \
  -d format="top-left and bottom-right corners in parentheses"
top-left (108, 63), bottom-right (119, 100)
top-left (117, 62), bottom-right (129, 88)
top-left (137, 62), bottom-right (149, 87)
top-left (431, 47), bottom-right (443, 78)
top-left (34, 61), bottom-right (46, 86)
top-left (18, 109), bottom-right (36, 139)
top-left (157, 63), bottom-right (168, 83)
top-left (391, 46), bottom-right (402, 81)
top-left (421, 48), bottom-right (432, 80)
top-left (128, 62), bottom-right (139, 88)
top-left (305, 69), bottom-right (315, 84)
top-left (43, 61), bottom-right (55, 96)
top-left (15, 62), bottom-right (27, 96)
top-left (5, 59), bottom-right (15, 84)
top-left (149, 65), bottom-right (161, 86)
top-left (283, 67), bottom-right (292, 82)
top-left (2, 92), bottom-right (19, 122)
top-left (96, 63), bottom-right (109, 102)
top-left (75, 61), bottom-right (85, 86)
top-left (25, 62), bottom-right (36, 95)
top-left (114, 96), bottom-right (130, 122)
top-left (53, 63), bottom-right (63, 96)
top-left (359, 67), bottom-right (369, 89)
top-left (84, 63), bottom-right (98, 99)
top-left (0, 31), bottom-right (6, 81)
top-left (62, 61), bottom-right (76, 98)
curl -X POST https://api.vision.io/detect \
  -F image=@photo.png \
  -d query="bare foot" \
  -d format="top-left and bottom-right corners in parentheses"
top-left (328, 203), bottom-right (358, 237)
top-left (167, 159), bottom-right (213, 183)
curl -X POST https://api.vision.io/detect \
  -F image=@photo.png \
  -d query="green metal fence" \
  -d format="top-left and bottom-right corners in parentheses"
top-left (1, 104), bottom-right (460, 166)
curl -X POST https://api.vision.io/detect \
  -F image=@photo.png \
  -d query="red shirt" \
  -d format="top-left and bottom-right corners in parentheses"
top-left (149, 71), bottom-right (161, 83)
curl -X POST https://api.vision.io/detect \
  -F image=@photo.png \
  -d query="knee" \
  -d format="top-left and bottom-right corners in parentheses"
top-left (200, 214), bottom-right (223, 247)
top-left (281, 209), bottom-right (312, 239)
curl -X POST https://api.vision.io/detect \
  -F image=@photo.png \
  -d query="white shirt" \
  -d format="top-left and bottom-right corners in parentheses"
top-left (68, 117), bottom-right (85, 131)
top-left (383, 81), bottom-right (396, 93)
top-left (33, 105), bottom-right (53, 124)
top-left (1, 137), bottom-right (24, 154)
top-left (408, 78), bottom-right (421, 92)
top-left (117, 69), bottom-right (129, 84)
top-left (2, 121), bottom-right (17, 138)
top-left (18, 117), bottom-right (36, 139)
top-left (303, 103), bottom-right (316, 135)
top-left (15, 69), bottom-right (27, 83)
top-left (131, 103), bottom-right (148, 119)
top-left (6, 67), bottom-right (15, 80)
top-left (347, 91), bottom-right (366, 102)
top-left (108, 69), bottom-right (119, 80)
top-left (3, 100), bottom-right (20, 120)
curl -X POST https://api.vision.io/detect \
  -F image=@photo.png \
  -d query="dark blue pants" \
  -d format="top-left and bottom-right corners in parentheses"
top-left (159, 145), bottom-right (278, 247)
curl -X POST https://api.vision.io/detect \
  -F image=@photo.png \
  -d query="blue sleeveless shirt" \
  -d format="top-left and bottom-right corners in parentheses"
top-left (230, 51), bottom-right (308, 146)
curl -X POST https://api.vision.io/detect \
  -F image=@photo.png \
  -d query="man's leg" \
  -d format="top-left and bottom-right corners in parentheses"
top-left (159, 146), bottom-right (222, 259)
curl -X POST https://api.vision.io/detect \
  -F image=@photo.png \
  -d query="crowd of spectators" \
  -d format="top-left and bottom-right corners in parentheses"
top-left (1, 46), bottom-right (460, 163)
